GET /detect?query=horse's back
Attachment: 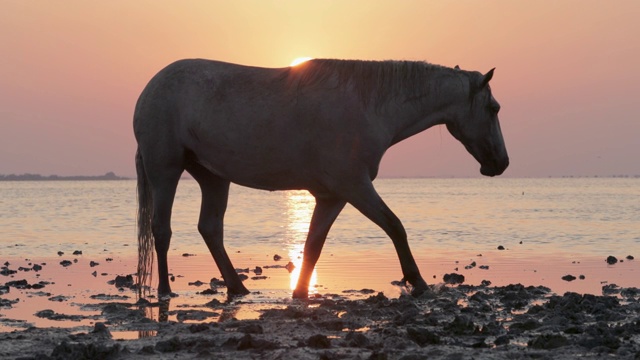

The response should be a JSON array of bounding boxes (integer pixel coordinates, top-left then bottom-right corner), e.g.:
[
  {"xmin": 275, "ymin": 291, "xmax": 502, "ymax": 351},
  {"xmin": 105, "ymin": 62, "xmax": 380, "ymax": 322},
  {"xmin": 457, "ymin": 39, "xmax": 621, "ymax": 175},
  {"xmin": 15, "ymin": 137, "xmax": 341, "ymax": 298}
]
[{"xmin": 133, "ymin": 59, "xmax": 378, "ymax": 192}]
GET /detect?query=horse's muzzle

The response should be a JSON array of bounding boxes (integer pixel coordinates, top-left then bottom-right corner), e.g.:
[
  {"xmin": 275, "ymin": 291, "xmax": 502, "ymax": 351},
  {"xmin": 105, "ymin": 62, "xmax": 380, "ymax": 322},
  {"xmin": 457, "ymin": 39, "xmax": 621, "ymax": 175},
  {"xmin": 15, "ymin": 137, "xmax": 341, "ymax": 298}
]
[{"xmin": 480, "ymin": 157, "xmax": 509, "ymax": 177}]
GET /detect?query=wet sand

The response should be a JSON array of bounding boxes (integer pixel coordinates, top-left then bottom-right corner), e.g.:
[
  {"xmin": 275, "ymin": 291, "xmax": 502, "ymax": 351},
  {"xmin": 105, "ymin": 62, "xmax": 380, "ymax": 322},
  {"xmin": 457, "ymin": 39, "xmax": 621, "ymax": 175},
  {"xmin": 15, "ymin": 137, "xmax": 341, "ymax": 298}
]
[{"xmin": 1, "ymin": 251, "xmax": 639, "ymax": 359}]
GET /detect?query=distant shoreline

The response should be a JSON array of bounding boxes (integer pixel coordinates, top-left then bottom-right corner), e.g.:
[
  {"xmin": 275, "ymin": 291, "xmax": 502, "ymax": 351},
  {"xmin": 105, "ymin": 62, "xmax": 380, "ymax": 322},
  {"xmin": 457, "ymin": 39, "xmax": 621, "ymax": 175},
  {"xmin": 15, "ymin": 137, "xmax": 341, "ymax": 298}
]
[{"xmin": 0, "ymin": 172, "xmax": 129, "ymax": 181}]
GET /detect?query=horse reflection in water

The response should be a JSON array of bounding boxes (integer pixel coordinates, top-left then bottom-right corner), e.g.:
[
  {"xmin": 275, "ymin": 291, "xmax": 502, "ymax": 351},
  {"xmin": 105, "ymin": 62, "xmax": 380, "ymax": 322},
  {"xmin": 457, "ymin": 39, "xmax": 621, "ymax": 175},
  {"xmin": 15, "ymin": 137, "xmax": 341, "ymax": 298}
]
[
  {"xmin": 139, "ymin": 298, "xmax": 240, "ymax": 327},
  {"xmin": 133, "ymin": 58, "xmax": 509, "ymax": 299}
]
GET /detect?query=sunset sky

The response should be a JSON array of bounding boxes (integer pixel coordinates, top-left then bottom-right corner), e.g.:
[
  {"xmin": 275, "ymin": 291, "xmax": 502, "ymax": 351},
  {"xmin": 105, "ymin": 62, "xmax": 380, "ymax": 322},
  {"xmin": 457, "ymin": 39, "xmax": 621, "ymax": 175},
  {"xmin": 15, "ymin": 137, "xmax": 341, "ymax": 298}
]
[{"xmin": 1, "ymin": 1, "xmax": 638, "ymax": 178}]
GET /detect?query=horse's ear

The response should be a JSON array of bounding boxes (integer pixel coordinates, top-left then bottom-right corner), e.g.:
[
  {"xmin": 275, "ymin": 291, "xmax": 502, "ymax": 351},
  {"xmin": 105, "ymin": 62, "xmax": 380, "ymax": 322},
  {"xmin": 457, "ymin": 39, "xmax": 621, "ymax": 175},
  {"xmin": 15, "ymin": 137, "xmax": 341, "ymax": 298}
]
[
  {"xmin": 480, "ymin": 68, "xmax": 495, "ymax": 88},
  {"xmin": 454, "ymin": 65, "xmax": 460, "ymax": 70}
]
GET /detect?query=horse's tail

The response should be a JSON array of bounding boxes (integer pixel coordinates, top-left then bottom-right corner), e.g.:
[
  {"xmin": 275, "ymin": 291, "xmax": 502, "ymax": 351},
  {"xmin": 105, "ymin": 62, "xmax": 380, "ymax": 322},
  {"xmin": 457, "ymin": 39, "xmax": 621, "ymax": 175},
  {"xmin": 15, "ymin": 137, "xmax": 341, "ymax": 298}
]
[{"xmin": 136, "ymin": 148, "xmax": 154, "ymax": 296}]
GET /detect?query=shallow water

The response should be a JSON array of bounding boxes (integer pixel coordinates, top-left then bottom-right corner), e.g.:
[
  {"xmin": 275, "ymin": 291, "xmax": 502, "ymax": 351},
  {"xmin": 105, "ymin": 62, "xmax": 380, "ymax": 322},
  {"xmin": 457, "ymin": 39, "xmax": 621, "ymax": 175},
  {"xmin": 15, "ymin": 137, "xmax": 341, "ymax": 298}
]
[{"xmin": 0, "ymin": 178, "xmax": 638, "ymax": 331}]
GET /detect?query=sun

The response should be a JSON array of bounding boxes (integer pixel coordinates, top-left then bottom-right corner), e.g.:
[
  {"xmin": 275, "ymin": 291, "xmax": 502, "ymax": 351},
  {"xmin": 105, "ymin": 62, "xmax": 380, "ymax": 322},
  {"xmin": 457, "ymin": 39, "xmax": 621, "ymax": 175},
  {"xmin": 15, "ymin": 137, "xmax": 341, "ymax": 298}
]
[{"xmin": 290, "ymin": 57, "xmax": 313, "ymax": 66}]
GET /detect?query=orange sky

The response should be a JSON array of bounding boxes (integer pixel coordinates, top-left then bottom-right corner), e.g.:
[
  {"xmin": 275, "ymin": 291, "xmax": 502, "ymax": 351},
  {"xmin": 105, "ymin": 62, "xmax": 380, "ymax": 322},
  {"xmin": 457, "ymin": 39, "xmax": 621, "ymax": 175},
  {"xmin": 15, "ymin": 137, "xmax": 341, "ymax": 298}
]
[{"xmin": 1, "ymin": 1, "xmax": 638, "ymax": 177}]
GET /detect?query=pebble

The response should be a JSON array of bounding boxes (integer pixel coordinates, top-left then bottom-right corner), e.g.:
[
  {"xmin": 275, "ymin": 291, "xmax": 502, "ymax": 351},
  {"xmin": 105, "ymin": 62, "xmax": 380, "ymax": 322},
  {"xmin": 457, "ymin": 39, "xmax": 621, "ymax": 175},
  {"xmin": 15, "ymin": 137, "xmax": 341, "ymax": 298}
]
[
  {"xmin": 606, "ymin": 256, "xmax": 618, "ymax": 265},
  {"xmin": 285, "ymin": 261, "xmax": 295, "ymax": 273}
]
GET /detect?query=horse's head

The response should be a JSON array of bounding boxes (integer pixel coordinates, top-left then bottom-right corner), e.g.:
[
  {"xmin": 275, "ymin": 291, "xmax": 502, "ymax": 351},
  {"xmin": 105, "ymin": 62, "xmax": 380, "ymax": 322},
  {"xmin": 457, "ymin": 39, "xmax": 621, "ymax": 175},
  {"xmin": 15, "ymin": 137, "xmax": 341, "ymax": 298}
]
[{"xmin": 445, "ymin": 68, "xmax": 509, "ymax": 176}]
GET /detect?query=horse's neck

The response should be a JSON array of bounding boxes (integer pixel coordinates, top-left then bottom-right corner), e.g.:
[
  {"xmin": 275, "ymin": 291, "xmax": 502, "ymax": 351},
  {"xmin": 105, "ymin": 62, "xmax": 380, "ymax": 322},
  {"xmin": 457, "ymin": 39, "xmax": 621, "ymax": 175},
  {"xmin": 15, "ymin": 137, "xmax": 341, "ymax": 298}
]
[
  {"xmin": 378, "ymin": 100, "xmax": 448, "ymax": 147},
  {"xmin": 381, "ymin": 76, "xmax": 467, "ymax": 146}
]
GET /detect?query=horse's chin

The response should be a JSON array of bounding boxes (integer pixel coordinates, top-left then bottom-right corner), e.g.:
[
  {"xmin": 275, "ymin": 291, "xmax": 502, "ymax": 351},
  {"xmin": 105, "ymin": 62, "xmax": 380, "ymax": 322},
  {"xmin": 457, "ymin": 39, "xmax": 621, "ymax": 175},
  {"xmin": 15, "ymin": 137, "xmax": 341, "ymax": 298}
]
[{"xmin": 480, "ymin": 163, "xmax": 508, "ymax": 177}]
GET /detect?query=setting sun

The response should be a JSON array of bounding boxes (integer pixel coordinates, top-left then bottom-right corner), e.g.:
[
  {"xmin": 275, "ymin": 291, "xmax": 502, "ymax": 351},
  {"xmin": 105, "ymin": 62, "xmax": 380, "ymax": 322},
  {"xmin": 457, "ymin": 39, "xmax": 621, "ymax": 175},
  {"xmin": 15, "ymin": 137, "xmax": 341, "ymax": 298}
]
[{"xmin": 290, "ymin": 57, "xmax": 313, "ymax": 66}]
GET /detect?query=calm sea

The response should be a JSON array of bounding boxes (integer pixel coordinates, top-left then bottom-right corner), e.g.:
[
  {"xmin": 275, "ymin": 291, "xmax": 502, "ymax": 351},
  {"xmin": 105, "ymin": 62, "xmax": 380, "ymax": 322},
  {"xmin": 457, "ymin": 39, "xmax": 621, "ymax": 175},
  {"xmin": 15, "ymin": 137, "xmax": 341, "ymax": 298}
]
[
  {"xmin": 0, "ymin": 178, "xmax": 638, "ymax": 330},
  {"xmin": 1, "ymin": 178, "xmax": 638, "ymax": 258}
]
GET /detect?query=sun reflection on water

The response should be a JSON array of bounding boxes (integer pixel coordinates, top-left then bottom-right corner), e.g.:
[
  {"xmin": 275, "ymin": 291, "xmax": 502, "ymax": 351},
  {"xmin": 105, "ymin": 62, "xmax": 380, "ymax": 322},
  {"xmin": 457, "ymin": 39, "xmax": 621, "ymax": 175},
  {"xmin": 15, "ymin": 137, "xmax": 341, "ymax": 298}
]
[{"xmin": 285, "ymin": 190, "xmax": 318, "ymax": 292}]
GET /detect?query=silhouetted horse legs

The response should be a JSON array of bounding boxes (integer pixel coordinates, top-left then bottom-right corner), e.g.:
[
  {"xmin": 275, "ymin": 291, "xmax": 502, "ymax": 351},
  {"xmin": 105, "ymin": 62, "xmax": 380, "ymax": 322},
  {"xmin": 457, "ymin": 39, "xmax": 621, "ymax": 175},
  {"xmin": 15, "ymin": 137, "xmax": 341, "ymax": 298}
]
[
  {"xmin": 344, "ymin": 181, "xmax": 428, "ymax": 296},
  {"xmin": 293, "ymin": 180, "xmax": 429, "ymax": 298},
  {"xmin": 187, "ymin": 162, "xmax": 250, "ymax": 296},
  {"xmin": 293, "ymin": 196, "xmax": 346, "ymax": 298}
]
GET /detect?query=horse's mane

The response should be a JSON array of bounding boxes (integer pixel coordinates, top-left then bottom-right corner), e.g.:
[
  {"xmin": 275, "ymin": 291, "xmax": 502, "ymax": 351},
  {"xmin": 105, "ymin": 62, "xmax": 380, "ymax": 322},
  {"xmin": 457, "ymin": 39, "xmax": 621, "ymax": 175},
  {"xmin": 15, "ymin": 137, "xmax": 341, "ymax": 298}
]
[{"xmin": 290, "ymin": 59, "xmax": 467, "ymax": 106}]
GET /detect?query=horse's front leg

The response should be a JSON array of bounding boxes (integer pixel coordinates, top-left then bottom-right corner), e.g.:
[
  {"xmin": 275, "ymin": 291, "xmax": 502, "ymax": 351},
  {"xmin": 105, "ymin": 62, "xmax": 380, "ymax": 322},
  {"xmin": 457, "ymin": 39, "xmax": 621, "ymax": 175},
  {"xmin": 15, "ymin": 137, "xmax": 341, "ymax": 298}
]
[
  {"xmin": 345, "ymin": 182, "xmax": 428, "ymax": 296},
  {"xmin": 293, "ymin": 196, "xmax": 346, "ymax": 299}
]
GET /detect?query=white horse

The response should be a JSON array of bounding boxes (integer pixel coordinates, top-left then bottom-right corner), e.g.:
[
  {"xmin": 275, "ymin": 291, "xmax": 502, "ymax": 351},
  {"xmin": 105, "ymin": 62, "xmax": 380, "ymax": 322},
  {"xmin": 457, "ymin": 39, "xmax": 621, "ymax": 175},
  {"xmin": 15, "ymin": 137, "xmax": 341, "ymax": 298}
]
[{"xmin": 134, "ymin": 59, "xmax": 508, "ymax": 299}]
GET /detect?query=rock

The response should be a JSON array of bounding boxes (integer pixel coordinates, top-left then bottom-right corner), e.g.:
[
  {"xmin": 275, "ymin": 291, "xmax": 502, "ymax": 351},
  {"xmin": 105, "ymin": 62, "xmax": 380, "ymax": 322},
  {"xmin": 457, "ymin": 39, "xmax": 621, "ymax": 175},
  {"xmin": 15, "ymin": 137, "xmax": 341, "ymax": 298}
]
[
  {"xmin": 561, "ymin": 274, "xmax": 576, "ymax": 282},
  {"xmin": 72, "ymin": 250, "xmax": 82, "ymax": 255},
  {"xmin": 238, "ymin": 323, "xmax": 263, "ymax": 334},
  {"xmin": 113, "ymin": 275, "xmax": 134, "ymax": 288},
  {"xmin": 528, "ymin": 334, "xmax": 568, "ymax": 349},
  {"xmin": 198, "ymin": 288, "xmax": 218, "ymax": 295},
  {"xmin": 237, "ymin": 333, "xmax": 279, "ymax": 350},
  {"xmin": 445, "ymin": 315, "xmax": 477, "ymax": 335},
  {"xmin": 626, "ymin": 255, "xmax": 634, "ymax": 260},
  {"xmin": 406, "ymin": 327, "xmax": 441, "ymax": 346},
  {"xmin": 345, "ymin": 331, "xmax": 370, "ymax": 347},
  {"xmin": 307, "ymin": 334, "xmax": 331, "ymax": 348},
  {"xmin": 92, "ymin": 322, "xmax": 112, "ymax": 337},
  {"xmin": 210, "ymin": 278, "xmax": 226, "ymax": 287},
  {"xmin": 156, "ymin": 336, "xmax": 183, "ymax": 352},
  {"xmin": 606, "ymin": 256, "xmax": 618, "ymax": 265},
  {"xmin": 0, "ymin": 267, "xmax": 17, "ymax": 276},
  {"xmin": 497, "ymin": 245, "xmax": 505, "ymax": 250},
  {"xmin": 51, "ymin": 341, "xmax": 122, "ymax": 359},
  {"xmin": 189, "ymin": 323, "xmax": 209, "ymax": 333},
  {"xmin": 6, "ymin": 279, "xmax": 29, "ymax": 289},
  {"xmin": 0, "ymin": 297, "xmax": 19, "ymax": 308},
  {"xmin": 253, "ymin": 266, "xmax": 263, "ymax": 275},
  {"xmin": 89, "ymin": 261, "xmax": 99, "ymax": 267},
  {"xmin": 494, "ymin": 335, "xmax": 510, "ymax": 346},
  {"xmin": 443, "ymin": 273, "xmax": 465, "ymax": 284},
  {"xmin": 60, "ymin": 260, "xmax": 72, "ymax": 267},
  {"xmin": 273, "ymin": 254, "xmax": 282, "ymax": 261}
]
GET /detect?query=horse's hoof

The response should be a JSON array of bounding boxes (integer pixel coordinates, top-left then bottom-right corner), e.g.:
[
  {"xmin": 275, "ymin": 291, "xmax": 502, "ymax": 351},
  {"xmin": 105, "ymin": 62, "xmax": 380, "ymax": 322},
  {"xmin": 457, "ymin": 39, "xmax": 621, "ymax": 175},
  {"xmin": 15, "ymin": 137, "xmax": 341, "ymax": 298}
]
[
  {"xmin": 227, "ymin": 287, "xmax": 250, "ymax": 297},
  {"xmin": 410, "ymin": 281, "xmax": 430, "ymax": 297},
  {"xmin": 410, "ymin": 287, "xmax": 427, "ymax": 297},
  {"xmin": 292, "ymin": 289, "xmax": 308, "ymax": 299}
]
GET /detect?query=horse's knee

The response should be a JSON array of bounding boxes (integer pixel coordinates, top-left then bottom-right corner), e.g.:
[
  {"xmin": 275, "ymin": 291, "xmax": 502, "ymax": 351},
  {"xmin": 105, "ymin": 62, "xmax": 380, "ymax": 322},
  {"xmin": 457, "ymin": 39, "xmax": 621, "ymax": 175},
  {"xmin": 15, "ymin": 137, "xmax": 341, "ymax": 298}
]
[
  {"xmin": 198, "ymin": 221, "xmax": 221, "ymax": 242},
  {"xmin": 152, "ymin": 224, "xmax": 172, "ymax": 253}
]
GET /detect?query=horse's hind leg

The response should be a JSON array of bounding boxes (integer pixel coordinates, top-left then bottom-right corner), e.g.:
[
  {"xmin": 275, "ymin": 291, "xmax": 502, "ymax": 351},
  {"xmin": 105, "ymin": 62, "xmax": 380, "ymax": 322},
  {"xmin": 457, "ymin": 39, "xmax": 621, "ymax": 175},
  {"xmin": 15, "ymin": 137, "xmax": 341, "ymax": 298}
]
[
  {"xmin": 187, "ymin": 163, "xmax": 250, "ymax": 296},
  {"xmin": 343, "ymin": 181, "xmax": 428, "ymax": 296},
  {"xmin": 293, "ymin": 196, "xmax": 346, "ymax": 299},
  {"xmin": 149, "ymin": 171, "xmax": 182, "ymax": 297}
]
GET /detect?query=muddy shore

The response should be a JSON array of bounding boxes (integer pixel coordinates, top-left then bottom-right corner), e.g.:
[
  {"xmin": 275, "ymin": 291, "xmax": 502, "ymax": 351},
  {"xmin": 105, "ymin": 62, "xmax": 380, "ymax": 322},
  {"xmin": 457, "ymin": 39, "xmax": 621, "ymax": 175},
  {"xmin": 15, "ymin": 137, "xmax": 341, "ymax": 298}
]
[{"xmin": 1, "ymin": 279, "xmax": 639, "ymax": 359}]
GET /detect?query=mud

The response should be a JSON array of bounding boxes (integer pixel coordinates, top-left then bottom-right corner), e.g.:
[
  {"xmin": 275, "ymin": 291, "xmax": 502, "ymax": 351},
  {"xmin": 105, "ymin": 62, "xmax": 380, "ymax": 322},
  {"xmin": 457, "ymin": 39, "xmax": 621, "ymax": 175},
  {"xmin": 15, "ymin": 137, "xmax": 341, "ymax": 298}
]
[{"xmin": 1, "ymin": 282, "xmax": 639, "ymax": 359}]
